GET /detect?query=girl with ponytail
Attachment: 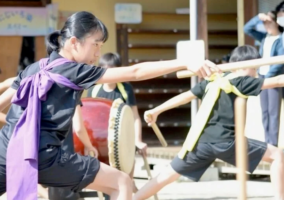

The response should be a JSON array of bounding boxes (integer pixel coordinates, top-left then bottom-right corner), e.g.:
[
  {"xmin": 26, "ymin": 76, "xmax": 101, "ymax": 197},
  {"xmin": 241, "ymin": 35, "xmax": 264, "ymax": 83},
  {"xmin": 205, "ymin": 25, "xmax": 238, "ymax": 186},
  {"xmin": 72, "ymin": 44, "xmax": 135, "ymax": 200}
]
[{"xmin": 0, "ymin": 11, "xmax": 219, "ymax": 200}]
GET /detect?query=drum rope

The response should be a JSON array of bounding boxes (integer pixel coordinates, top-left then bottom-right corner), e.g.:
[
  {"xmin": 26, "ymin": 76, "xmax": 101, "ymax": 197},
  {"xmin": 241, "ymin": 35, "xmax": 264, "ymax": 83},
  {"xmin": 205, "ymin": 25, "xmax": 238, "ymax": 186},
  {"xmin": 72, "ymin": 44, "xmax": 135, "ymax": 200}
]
[{"xmin": 113, "ymin": 102, "xmax": 125, "ymax": 170}]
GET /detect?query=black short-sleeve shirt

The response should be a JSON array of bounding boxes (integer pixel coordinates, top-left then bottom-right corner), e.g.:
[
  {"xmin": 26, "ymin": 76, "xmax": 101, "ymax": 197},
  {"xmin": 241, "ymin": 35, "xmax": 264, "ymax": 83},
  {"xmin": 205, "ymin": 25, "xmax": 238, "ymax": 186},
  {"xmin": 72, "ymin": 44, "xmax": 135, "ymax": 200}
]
[
  {"xmin": 0, "ymin": 52, "xmax": 106, "ymax": 164},
  {"xmin": 61, "ymin": 100, "xmax": 83, "ymax": 153},
  {"xmin": 191, "ymin": 73, "xmax": 264, "ymax": 143},
  {"xmin": 87, "ymin": 82, "xmax": 137, "ymax": 106}
]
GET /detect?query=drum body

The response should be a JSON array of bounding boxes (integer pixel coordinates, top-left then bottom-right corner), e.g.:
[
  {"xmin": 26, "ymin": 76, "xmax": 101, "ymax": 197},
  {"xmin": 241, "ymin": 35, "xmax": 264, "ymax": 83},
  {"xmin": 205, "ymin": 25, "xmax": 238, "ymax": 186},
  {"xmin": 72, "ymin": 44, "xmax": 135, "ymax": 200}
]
[{"xmin": 73, "ymin": 98, "xmax": 135, "ymax": 174}]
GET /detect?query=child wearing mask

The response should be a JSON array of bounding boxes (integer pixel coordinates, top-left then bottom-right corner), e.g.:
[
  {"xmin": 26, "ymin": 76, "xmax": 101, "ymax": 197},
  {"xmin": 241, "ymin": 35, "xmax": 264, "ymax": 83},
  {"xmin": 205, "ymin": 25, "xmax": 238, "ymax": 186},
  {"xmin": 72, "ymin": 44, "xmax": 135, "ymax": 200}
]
[{"xmin": 244, "ymin": 11, "xmax": 284, "ymax": 147}]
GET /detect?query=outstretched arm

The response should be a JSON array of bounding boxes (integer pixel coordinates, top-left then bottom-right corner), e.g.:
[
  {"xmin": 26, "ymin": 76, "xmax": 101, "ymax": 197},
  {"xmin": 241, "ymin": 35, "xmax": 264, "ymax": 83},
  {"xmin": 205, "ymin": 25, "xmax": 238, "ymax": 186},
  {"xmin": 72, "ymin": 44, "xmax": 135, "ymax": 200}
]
[
  {"xmin": 261, "ymin": 74, "xmax": 284, "ymax": 90},
  {"xmin": 97, "ymin": 60, "xmax": 220, "ymax": 84},
  {"xmin": 144, "ymin": 91, "xmax": 197, "ymax": 125}
]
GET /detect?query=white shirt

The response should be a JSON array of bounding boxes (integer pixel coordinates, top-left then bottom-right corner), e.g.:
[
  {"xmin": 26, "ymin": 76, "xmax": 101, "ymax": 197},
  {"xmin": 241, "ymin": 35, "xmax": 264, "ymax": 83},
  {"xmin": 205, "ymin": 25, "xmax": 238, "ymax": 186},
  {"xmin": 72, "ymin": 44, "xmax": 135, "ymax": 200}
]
[{"xmin": 259, "ymin": 35, "xmax": 280, "ymax": 75}]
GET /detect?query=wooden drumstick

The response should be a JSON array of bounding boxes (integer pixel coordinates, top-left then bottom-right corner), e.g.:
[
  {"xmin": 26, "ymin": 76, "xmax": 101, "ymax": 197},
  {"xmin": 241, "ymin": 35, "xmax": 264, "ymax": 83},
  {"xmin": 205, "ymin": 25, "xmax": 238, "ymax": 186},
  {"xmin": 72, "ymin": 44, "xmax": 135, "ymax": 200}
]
[
  {"xmin": 146, "ymin": 114, "xmax": 168, "ymax": 147},
  {"xmin": 142, "ymin": 154, "xmax": 159, "ymax": 200},
  {"xmin": 89, "ymin": 151, "xmax": 104, "ymax": 200},
  {"xmin": 234, "ymin": 97, "xmax": 248, "ymax": 200},
  {"xmin": 176, "ymin": 55, "xmax": 284, "ymax": 79},
  {"xmin": 151, "ymin": 123, "xmax": 168, "ymax": 147}
]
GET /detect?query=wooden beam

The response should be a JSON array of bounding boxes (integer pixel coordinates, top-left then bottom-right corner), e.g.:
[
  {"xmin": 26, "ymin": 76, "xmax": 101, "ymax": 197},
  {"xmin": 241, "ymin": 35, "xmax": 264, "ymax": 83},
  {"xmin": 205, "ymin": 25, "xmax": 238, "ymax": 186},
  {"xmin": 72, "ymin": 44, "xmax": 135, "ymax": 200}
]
[
  {"xmin": 197, "ymin": 0, "xmax": 208, "ymax": 59},
  {"xmin": 244, "ymin": 0, "xmax": 258, "ymax": 46},
  {"xmin": 0, "ymin": 1, "xmax": 45, "ymax": 7}
]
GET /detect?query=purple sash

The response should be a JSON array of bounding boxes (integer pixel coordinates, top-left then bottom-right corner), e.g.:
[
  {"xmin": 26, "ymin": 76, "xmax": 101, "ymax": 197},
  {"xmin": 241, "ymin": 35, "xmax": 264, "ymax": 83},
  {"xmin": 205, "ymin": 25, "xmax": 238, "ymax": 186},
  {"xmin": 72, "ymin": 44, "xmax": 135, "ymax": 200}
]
[{"xmin": 6, "ymin": 58, "xmax": 82, "ymax": 200}]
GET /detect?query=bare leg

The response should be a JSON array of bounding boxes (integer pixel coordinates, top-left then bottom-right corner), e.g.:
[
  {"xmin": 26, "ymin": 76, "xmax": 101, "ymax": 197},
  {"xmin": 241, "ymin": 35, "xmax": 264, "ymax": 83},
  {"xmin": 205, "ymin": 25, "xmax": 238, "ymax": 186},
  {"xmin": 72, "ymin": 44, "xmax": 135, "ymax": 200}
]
[
  {"xmin": 133, "ymin": 164, "xmax": 180, "ymax": 200},
  {"xmin": 86, "ymin": 162, "xmax": 132, "ymax": 200},
  {"xmin": 129, "ymin": 161, "xmax": 138, "ymax": 193},
  {"xmin": 37, "ymin": 184, "xmax": 49, "ymax": 199},
  {"xmin": 262, "ymin": 144, "xmax": 284, "ymax": 200}
]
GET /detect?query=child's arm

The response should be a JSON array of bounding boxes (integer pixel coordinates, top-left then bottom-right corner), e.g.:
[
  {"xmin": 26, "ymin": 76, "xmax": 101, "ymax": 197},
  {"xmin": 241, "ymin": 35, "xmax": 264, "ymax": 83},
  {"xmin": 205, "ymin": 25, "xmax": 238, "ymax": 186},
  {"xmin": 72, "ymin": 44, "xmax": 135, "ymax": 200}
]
[
  {"xmin": 0, "ymin": 77, "xmax": 16, "ymax": 124},
  {"xmin": 0, "ymin": 77, "xmax": 16, "ymax": 94},
  {"xmin": 0, "ymin": 88, "xmax": 15, "ymax": 113},
  {"xmin": 243, "ymin": 14, "xmax": 267, "ymax": 42},
  {"xmin": 97, "ymin": 60, "xmax": 220, "ymax": 84},
  {"xmin": 144, "ymin": 91, "xmax": 197, "ymax": 125},
  {"xmin": 261, "ymin": 74, "xmax": 284, "ymax": 90},
  {"xmin": 265, "ymin": 42, "xmax": 284, "ymax": 78},
  {"xmin": 131, "ymin": 105, "xmax": 147, "ymax": 155},
  {"xmin": 72, "ymin": 105, "xmax": 99, "ymax": 157},
  {"xmin": 0, "ymin": 112, "xmax": 6, "ymax": 123}
]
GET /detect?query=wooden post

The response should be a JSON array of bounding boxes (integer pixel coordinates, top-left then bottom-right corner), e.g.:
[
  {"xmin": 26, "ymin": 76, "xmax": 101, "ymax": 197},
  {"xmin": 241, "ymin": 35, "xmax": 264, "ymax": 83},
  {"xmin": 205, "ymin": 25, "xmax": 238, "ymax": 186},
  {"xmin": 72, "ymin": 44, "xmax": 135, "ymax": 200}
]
[
  {"xmin": 234, "ymin": 97, "xmax": 248, "ymax": 200},
  {"xmin": 0, "ymin": 36, "xmax": 22, "ymax": 82},
  {"xmin": 197, "ymin": 0, "xmax": 207, "ymax": 106},
  {"xmin": 116, "ymin": 24, "xmax": 123, "ymax": 63},
  {"xmin": 197, "ymin": 0, "xmax": 208, "ymax": 59},
  {"xmin": 190, "ymin": 0, "xmax": 208, "ymax": 112},
  {"xmin": 116, "ymin": 24, "xmax": 129, "ymax": 66},
  {"xmin": 35, "ymin": 36, "xmax": 47, "ymax": 61},
  {"xmin": 237, "ymin": 0, "xmax": 245, "ymax": 46},
  {"xmin": 0, "ymin": 36, "xmax": 22, "ymax": 128},
  {"xmin": 244, "ymin": 0, "xmax": 258, "ymax": 46}
]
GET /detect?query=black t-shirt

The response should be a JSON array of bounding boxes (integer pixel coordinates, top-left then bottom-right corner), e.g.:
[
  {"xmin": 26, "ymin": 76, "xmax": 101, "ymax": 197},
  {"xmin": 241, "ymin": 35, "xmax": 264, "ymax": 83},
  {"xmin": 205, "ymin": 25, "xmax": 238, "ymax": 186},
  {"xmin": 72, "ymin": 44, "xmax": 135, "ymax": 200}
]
[
  {"xmin": 61, "ymin": 100, "xmax": 83, "ymax": 153},
  {"xmin": 0, "ymin": 52, "xmax": 106, "ymax": 164},
  {"xmin": 87, "ymin": 82, "xmax": 137, "ymax": 106},
  {"xmin": 191, "ymin": 73, "xmax": 264, "ymax": 143}
]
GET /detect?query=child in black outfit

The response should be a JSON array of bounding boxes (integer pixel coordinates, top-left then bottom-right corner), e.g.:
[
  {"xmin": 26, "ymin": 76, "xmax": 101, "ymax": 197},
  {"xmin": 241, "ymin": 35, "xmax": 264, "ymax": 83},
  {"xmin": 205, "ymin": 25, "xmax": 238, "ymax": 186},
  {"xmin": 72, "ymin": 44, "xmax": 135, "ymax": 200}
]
[
  {"xmin": 0, "ymin": 11, "xmax": 219, "ymax": 200},
  {"xmin": 134, "ymin": 45, "xmax": 284, "ymax": 200}
]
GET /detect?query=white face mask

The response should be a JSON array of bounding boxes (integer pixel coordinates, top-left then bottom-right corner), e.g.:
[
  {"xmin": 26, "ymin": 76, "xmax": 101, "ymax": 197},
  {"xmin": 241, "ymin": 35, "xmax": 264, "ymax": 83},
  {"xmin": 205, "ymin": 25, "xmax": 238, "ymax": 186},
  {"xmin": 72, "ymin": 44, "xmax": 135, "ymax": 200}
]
[{"xmin": 277, "ymin": 16, "xmax": 284, "ymax": 27}]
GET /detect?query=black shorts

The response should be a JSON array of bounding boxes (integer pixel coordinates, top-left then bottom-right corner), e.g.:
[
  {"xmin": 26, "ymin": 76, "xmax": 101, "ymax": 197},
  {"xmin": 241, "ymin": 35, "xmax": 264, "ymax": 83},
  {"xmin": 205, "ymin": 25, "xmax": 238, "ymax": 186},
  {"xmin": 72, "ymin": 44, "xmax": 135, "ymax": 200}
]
[
  {"xmin": 170, "ymin": 138, "xmax": 267, "ymax": 181},
  {"xmin": 48, "ymin": 132, "xmax": 85, "ymax": 200},
  {"xmin": 0, "ymin": 146, "xmax": 100, "ymax": 196}
]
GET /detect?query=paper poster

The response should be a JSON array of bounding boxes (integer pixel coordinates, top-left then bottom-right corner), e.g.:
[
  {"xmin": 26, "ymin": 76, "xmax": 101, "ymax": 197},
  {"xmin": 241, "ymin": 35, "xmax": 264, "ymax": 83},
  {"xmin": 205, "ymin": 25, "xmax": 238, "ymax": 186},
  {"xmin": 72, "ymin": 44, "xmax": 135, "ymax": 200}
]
[
  {"xmin": 115, "ymin": 3, "xmax": 142, "ymax": 24},
  {"xmin": 0, "ymin": 5, "xmax": 58, "ymax": 36}
]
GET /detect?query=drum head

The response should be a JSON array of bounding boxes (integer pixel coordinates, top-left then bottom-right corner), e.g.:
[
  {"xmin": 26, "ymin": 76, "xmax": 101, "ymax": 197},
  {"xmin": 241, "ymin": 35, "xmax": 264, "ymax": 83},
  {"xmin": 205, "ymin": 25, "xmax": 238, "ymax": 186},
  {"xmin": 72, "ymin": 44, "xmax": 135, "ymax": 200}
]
[{"xmin": 108, "ymin": 98, "xmax": 135, "ymax": 174}]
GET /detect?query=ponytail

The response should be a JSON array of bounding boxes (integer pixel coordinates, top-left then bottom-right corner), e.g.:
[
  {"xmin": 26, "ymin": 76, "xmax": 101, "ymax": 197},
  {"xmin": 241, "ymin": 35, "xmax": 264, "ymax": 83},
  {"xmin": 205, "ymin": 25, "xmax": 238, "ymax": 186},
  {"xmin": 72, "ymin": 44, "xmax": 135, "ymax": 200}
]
[{"xmin": 46, "ymin": 30, "xmax": 61, "ymax": 55}]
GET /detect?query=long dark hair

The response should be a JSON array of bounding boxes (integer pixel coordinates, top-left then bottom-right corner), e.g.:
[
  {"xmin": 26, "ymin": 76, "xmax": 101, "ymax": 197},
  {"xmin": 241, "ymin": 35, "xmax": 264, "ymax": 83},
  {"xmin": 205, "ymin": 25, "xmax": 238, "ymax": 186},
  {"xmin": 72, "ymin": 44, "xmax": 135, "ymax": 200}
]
[{"xmin": 46, "ymin": 11, "xmax": 108, "ymax": 55}]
